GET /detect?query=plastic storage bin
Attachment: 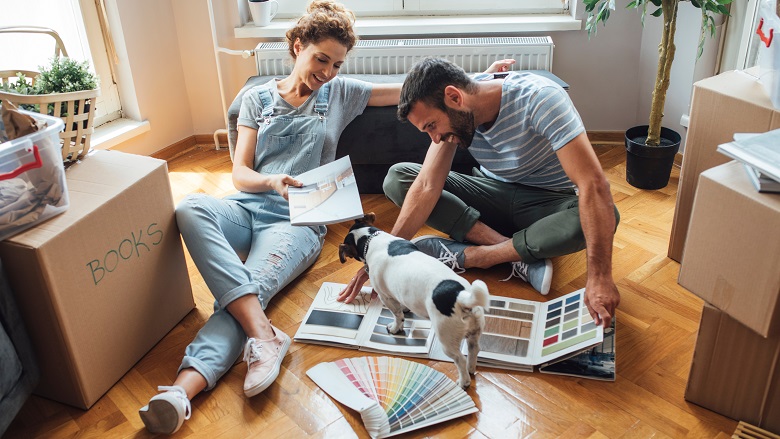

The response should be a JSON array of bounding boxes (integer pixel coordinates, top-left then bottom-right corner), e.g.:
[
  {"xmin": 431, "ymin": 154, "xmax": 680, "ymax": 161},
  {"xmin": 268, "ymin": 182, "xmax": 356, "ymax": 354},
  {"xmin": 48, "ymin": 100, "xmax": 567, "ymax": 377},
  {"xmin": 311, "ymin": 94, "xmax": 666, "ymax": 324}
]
[{"xmin": 0, "ymin": 110, "xmax": 68, "ymax": 241}]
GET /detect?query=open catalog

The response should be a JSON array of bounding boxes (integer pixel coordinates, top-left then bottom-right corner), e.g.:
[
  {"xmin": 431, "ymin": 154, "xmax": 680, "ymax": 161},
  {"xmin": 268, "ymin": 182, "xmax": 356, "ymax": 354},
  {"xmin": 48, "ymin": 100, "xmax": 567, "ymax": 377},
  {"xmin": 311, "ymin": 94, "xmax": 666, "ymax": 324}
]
[
  {"xmin": 288, "ymin": 156, "xmax": 363, "ymax": 226},
  {"xmin": 294, "ymin": 282, "xmax": 605, "ymax": 373}
]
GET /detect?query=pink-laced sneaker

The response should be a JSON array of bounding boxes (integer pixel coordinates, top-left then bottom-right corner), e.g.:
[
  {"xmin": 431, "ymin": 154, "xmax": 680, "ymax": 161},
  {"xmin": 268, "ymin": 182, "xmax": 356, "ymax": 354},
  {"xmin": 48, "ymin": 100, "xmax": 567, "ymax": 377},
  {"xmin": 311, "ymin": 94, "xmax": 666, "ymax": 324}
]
[{"xmin": 243, "ymin": 325, "xmax": 291, "ymax": 397}]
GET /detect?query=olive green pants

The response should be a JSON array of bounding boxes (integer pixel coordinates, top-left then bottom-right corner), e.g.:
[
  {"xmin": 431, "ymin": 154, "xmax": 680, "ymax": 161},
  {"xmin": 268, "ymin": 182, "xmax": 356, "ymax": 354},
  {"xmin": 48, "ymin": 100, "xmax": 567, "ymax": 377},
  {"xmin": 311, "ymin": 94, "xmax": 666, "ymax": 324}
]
[{"xmin": 382, "ymin": 163, "xmax": 619, "ymax": 264}]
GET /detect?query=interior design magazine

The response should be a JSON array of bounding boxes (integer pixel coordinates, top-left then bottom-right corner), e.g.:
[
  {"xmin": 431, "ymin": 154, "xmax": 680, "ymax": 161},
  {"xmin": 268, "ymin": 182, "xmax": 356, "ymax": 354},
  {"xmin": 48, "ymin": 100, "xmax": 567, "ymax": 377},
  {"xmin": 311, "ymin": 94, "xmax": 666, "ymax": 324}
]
[
  {"xmin": 717, "ymin": 130, "xmax": 780, "ymax": 185},
  {"xmin": 288, "ymin": 155, "xmax": 363, "ymax": 226},
  {"xmin": 539, "ymin": 316, "xmax": 616, "ymax": 381},
  {"xmin": 294, "ymin": 282, "xmax": 604, "ymax": 372}
]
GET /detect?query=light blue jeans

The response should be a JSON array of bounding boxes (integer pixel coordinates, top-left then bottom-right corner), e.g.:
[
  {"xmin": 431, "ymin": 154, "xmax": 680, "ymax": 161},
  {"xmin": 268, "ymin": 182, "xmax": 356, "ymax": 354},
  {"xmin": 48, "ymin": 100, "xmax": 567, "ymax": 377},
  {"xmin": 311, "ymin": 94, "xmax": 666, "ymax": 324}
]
[{"xmin": 175, "ymin": 193, "xmax": 324, "ymax": 390}]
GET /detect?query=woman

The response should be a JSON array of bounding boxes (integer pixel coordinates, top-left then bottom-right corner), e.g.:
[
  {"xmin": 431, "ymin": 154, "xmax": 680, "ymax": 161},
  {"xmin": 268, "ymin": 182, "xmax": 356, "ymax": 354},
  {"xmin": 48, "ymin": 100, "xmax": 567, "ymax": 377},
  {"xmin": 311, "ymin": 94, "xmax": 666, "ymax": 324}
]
[
  {"xmin": 138, "ymin": 2, "xmax": 398, "ymax": 434},
  {"xmin": 138, "ymin": 1, "xmax": 512, "ymax": 433}
]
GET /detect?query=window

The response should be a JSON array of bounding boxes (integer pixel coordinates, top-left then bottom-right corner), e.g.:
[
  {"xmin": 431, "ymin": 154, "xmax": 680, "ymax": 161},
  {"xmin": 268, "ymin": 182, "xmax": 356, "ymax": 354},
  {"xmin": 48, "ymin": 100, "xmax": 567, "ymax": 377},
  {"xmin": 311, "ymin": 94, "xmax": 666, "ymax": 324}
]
[
  {"xmin": 0, "ymin": 0, "xmax": 121, "ymax": 127},
  {"xmin": 275, "ymin": 0, "xmax": 567, "ymax": 18}
]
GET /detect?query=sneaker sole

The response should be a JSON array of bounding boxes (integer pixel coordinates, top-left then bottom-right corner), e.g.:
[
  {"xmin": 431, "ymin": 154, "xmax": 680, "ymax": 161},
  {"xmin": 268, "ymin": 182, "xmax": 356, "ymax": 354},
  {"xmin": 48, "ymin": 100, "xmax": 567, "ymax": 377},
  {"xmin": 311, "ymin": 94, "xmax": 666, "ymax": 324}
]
[
  {"xmin": 244, "ymin": 334, "xmax": 291, "ymax": 397},
  {"xmin": 538, "ymin": 259, "xmax": 553, "ymax": 296},
  {"xmin": 139, "ymin": 400, "xmax": 180, "ymax": 435}
]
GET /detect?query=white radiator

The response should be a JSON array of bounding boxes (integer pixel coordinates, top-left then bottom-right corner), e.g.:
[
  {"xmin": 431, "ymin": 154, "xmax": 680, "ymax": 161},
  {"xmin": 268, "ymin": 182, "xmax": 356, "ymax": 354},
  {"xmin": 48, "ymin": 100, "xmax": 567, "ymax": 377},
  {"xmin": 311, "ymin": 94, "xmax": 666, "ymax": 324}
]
[{"xmin": 254, "ymin": 36, "xmax": 554, "ymax": 75}]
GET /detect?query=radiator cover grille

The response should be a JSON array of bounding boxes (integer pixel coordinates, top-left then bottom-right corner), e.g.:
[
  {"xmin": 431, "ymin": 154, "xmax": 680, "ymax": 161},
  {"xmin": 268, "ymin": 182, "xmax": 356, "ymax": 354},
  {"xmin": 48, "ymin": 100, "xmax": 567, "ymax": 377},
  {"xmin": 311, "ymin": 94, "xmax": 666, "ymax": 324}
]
[{"xmin": 255, "ymin": 36, "xmax": 554, "ymax": 75}]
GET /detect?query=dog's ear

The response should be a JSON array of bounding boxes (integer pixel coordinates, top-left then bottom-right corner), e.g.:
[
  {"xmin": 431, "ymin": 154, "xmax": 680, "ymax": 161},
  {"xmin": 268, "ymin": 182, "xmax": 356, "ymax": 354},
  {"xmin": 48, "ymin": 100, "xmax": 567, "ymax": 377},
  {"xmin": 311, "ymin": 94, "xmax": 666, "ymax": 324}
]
[
  {"xmin": 362, "ymin": 212, "xmax": 376, "ymax": 225},
  {"xmin": 339, "ymin": 243, "xmax": 357, "ymax": 263}
]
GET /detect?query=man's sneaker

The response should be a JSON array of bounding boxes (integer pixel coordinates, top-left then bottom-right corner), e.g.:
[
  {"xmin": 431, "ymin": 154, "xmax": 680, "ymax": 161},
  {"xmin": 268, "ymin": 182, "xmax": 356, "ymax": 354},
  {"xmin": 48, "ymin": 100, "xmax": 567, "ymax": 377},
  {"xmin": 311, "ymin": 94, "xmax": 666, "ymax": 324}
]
[
  {"xmin": 243, "ymin": 325, "xmax": 291, "ymax": 397},
  {"xmin": 139, "ymin": 385, "xmax": 192, "ymax": 434},
  {"xmin": 411, "ymin": 235, "xmax": 473, "ymax": 273},
  {"xmin": 502, "ymin": 259, "xmax": 553, "ymax": 296}
]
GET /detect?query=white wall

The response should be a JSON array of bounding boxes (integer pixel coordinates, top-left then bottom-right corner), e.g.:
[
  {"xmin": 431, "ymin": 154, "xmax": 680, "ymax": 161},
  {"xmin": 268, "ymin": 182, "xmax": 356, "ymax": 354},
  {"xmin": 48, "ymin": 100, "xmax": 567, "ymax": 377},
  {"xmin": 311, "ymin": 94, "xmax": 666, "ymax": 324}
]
[{"xmin": 108, "ymin": 0, "xmax": 719, "ymax": 155}]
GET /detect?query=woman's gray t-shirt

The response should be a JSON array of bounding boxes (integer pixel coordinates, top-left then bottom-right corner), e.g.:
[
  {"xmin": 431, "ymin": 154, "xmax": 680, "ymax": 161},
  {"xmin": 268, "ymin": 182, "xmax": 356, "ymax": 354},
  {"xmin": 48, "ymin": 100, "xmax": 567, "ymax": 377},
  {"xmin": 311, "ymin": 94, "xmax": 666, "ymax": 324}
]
[{"xmin": 237, "ymin": 76, "xmax": 373, "ymax": 166}]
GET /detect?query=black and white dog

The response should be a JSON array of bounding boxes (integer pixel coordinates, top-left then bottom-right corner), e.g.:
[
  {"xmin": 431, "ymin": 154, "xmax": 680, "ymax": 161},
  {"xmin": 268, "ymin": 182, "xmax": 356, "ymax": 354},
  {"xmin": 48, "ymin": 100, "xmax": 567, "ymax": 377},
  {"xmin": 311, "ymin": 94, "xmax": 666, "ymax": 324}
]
[{"xmin": 339, "ymin": 213, "xmax": 489, "ymax": 388}]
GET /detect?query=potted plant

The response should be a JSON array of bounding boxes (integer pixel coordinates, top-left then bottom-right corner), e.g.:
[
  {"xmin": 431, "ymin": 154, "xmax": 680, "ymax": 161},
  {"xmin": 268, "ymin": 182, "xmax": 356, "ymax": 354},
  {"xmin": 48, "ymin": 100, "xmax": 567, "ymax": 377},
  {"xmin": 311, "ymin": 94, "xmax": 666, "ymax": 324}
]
[
  {"xmin": 584, "ymin": 0, "xmax": 732, "ymax": 189},
  {"xmin": 1, "ymin": 56, "xmax": 100, "ymax": 161}
]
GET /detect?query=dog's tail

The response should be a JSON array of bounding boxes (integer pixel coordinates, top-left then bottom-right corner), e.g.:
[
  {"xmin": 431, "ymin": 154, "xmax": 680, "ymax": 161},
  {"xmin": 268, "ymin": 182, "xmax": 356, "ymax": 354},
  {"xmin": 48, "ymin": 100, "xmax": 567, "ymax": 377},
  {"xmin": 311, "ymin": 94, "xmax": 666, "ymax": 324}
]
[{"xmin": 457, "ymin": 279, "xmax": 490, "ymax": 311}]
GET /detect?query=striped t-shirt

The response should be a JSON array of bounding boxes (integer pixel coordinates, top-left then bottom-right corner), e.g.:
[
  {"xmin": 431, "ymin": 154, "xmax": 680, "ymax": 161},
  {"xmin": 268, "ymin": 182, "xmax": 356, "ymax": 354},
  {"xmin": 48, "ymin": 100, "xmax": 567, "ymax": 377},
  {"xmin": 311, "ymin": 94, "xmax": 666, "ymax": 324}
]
[{"xmin": 468, "ymin": 72, "xmax": 584, "ymax": 191}]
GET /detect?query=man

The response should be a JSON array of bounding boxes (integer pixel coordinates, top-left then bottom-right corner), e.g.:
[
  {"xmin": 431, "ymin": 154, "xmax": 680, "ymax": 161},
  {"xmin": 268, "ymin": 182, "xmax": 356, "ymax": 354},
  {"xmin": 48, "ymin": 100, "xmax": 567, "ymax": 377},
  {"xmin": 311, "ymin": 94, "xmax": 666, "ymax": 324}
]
[{"xmin": 339, "ymin": 58, "xmax": 620, "ymax": 328}]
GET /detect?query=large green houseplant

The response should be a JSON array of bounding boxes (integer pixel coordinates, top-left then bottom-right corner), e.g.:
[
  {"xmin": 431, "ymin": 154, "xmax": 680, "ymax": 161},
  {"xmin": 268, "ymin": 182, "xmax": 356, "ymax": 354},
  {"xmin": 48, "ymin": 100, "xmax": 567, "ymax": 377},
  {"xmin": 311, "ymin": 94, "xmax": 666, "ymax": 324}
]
[{"xmin": 584, "ymin": 0, "xmax": 732, "ymax": 189}]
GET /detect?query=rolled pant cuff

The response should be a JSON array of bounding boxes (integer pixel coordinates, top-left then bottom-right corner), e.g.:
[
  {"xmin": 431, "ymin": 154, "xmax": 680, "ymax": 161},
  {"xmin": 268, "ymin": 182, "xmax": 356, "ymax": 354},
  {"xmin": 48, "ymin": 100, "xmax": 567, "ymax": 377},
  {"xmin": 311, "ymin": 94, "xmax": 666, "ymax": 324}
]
[
  {"xmin": 449, "ymin": 206, "xmax": 480, "ymax": 242},
  {"xmin": 512, "ymin": 230, "xmax": 540, "ymax": 264},
  {"xmin": 179, "ymin": 356, "xmax": 219, "ymax": 391},
  {"xmin": 217, "ymin": 283, "xmax": 260, "ymax": 310}
]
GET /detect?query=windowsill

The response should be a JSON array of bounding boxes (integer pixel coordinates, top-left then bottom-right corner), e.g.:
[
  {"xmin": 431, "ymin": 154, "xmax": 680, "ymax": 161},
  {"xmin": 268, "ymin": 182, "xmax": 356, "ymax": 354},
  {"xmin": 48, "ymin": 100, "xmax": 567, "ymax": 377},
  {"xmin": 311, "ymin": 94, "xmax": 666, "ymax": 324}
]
[
  {"xmin": 91, "ymin": 118, "xmax": 151, "ymax": 150},
  {"xmin": 235, "ymin": 14, "xmax": 581, "ymax": 39}
]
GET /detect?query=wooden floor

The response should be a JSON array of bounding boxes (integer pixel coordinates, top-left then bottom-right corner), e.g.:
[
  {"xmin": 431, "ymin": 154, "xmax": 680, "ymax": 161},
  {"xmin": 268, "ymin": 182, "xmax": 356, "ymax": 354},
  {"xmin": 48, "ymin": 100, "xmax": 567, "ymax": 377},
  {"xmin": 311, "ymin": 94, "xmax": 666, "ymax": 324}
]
[{"xmin": 6, "ymin": 144, "xmax": 739, "ymax": 438}]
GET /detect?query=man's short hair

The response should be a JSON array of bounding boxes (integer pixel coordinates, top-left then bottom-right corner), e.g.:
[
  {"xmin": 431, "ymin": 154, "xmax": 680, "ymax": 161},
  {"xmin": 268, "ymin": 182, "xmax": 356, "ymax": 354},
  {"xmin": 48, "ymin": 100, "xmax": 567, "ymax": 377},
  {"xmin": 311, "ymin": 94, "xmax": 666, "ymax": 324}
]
[{"xmin": 397, "ymin": 58, "xmax": 476, "ymax": 122}]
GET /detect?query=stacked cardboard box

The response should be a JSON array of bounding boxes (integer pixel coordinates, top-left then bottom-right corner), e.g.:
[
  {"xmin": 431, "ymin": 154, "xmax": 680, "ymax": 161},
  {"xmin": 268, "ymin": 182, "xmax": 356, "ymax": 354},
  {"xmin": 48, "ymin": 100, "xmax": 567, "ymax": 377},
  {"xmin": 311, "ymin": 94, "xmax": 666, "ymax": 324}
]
[
  {"xmin": 668, "ymin": 69, "xmax": 780, "ymax": 262},
  {"xmin": 679, "ymin": 161, "xmax": 780, "ymax": 433},
  {"xmin": 0, "ymin": 151, "xmax": 194, "ymax": 409}
]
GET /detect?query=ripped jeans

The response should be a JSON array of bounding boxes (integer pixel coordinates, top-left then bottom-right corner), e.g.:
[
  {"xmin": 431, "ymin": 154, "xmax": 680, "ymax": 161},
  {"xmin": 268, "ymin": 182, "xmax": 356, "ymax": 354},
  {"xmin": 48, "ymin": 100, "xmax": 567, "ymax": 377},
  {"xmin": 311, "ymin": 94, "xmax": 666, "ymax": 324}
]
[{"xmin": 175, "ymin": 193, "xmax": 324, "ymax": 390}]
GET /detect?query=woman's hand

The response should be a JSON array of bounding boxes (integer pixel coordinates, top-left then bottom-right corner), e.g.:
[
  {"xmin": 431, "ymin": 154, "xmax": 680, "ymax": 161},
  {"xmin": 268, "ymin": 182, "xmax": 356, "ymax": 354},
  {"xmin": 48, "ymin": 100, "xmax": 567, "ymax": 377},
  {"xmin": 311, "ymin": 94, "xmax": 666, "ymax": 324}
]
[
  {"xmin": 484, "ymin": 59, "xmax": 516, "ymax": 73},
  {"xmin": 269, "ymin": 174, "xmax": 303, "ymax": 200}
]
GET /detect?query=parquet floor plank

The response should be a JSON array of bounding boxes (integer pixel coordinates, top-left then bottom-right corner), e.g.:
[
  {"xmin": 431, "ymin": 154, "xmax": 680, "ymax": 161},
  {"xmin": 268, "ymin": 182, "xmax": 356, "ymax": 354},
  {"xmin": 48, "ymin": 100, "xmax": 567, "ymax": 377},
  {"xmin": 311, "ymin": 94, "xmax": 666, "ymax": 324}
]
[{"xmin": 3, "ymin": 145, "xmax": 739, "ymax": 439}]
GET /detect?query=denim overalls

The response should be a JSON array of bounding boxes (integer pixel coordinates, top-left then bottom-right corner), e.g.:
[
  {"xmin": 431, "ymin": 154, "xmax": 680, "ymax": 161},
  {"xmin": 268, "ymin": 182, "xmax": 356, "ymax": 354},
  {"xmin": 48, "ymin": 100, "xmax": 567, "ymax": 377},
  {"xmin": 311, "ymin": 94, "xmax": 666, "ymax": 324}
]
[{"xmin": 174, "ymin": 84, "xmax": 330, "ymax": 389}]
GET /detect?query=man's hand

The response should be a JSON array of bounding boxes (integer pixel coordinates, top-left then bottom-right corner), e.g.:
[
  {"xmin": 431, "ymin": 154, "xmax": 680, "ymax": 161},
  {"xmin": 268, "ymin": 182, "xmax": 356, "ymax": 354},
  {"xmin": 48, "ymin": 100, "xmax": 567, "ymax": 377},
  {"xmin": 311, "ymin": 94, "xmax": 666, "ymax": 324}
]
[
  {"xmin": 269, "ymin": 174, "xmax": 302, "ymax": 200},
  {"xmin": 584, "ymin": 279, "xmax": 620, "ymax": 328},
  {"xmin": 338, "ymin": 267, "xmax": 369, "ymax": 303}
]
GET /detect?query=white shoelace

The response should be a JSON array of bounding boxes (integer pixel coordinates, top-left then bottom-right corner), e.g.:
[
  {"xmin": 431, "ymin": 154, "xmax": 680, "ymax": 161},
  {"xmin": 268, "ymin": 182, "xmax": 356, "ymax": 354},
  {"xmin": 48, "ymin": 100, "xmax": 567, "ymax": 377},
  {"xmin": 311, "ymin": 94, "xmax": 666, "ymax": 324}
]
[
  {"xmin": 157, "ymin": 386, "xmax": 192, "ymax": 420},
  {"xmin": 243, "ymin": 338, "xmax": 263, "ymax": 365},
  {"xmin": 436, "ymin": 241, "xmax": 465, "ymax": 274},
  {"xmin": 501, "ymin": 261, "xmax": 529, "ymax": 282}
]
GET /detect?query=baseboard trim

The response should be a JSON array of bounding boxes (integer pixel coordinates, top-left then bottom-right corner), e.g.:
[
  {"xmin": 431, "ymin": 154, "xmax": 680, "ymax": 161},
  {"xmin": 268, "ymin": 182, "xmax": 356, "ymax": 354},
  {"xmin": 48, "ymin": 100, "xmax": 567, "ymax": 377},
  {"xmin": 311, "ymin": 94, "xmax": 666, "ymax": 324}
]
[
  {"xmin": 587, "ymin": 131, "xmax": 624, "ymax": 145},
  {"xmin": 152, "ymin": 132, "xmax": 230, "ymax": 162},
  {"xmin": 674, "ymin": 152, "xmax": 683, "ymax": 168}
]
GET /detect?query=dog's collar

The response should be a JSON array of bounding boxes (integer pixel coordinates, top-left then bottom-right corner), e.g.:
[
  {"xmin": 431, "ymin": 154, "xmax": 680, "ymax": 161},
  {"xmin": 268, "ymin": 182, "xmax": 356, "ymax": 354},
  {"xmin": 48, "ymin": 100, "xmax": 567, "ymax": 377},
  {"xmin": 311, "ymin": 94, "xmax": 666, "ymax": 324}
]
[{"xmin": 362, "ymin": 230, "xmax": 381, "ymax": 274}]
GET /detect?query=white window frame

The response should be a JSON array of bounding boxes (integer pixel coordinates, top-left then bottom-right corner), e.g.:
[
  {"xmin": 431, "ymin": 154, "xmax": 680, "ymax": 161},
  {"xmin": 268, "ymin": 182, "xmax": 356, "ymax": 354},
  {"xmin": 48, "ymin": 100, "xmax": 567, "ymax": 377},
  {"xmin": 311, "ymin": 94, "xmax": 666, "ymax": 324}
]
[
  {"xmin": 0, "ymin": 0, "xmax": 122, "ymax": 127},
  {"xmin": 275, "ymin": 0, "xmax": 567, "ymax": 18}
]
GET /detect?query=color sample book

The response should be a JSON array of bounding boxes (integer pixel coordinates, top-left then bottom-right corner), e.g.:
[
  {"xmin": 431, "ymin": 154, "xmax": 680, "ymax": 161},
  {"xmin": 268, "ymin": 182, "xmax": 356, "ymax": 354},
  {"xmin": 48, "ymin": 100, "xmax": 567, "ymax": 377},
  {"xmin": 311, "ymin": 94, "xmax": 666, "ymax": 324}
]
[
  {"xmin": 307, "ymin": 356, "xmax": 477, "ymax": 438},
  {"xmin": 296, "ymin": 283, "xmax": 604, "ymax": 373},
  {"xmin": 467, "ymin": 288, "xmax": 604, "ymax": 369}
]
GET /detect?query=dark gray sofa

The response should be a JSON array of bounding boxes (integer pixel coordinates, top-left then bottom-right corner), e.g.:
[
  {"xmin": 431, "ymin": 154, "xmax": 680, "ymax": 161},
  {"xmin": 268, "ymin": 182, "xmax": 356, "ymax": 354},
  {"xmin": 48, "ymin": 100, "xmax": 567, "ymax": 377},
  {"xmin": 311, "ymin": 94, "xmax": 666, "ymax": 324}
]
[
  {"xmin": 226, "ymin": 73, "xmax": 478, "ymax": 194},
  {"xmin": 226, "ymin": 71, "xmax": 568, "ymax": 194}
]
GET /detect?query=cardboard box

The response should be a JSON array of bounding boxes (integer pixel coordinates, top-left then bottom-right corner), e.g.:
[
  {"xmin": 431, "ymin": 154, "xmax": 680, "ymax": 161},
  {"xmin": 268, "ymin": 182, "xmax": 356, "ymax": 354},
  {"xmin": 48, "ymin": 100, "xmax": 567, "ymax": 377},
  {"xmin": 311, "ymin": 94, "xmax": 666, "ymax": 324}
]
[
  {"xmin": 678, "ymin": 161, "xmax": 780, "ymax": 337},
  {"xmin": 685, "ymin": 303, "xmax": 780, "ymax": 434},
  {"xmin": 668, "ymin": 69, "xmax": 780, "ymax": 262},
  {"xmin": 0, "ymin": 151, "xmax": 194, "ymax": 409}
]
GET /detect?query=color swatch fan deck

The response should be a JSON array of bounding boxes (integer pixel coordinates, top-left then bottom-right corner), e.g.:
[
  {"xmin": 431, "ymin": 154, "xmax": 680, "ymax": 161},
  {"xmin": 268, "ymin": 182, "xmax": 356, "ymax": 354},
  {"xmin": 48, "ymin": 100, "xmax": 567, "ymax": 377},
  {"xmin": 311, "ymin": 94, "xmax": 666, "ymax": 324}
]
[{"xmin": 306, "ymin": 356, "xmax": 477, "ymax": 438}]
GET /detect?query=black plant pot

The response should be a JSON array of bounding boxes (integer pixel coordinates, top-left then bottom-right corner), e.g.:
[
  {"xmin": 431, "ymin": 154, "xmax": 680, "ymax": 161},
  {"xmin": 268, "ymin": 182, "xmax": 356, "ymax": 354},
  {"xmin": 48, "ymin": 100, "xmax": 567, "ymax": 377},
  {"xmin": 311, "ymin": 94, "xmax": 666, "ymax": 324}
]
[{"xmin": 624, "ymin": 125, "xmax": 681, "ymax": 190}]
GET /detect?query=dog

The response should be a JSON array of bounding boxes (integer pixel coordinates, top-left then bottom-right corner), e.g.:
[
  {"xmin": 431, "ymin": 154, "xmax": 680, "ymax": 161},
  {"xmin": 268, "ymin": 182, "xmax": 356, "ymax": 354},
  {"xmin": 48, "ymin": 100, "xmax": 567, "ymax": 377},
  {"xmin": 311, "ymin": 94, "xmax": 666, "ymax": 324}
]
[{"xmin": 338, "ymin": 213, "xmax": 489, "ymax": 388}]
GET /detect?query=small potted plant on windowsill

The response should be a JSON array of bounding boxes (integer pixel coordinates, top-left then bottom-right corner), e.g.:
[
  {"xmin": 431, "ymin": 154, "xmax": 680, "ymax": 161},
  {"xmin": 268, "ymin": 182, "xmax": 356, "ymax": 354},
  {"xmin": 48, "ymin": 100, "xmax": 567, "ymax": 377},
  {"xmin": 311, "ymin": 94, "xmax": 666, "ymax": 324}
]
[
  {"xmin": 584, "ymin": 0, "xmax": 732, "ymax": 189},
  {"xmin": 0, "ymin": 56, "xmax": 100, "ymax": 161}
]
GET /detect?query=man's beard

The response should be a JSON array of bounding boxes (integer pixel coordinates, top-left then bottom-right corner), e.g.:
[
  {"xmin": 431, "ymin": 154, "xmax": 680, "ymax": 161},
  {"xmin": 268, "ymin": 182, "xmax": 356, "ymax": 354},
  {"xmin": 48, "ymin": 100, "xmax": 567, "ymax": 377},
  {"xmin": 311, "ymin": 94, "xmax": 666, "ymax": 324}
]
[{"xmin": 444, "ymin": 107, "xmax": 476, "ymax": 149}]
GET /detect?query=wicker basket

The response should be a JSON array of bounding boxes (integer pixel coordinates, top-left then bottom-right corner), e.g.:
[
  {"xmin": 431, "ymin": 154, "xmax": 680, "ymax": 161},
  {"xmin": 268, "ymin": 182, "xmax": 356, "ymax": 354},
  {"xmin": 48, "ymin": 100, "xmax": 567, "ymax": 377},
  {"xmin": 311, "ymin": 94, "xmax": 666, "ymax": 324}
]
[
  {"xmin": 0, "ymin": 86, "xmax": 100, "ymax": 162},
  {"xmin": 0, "ymin": 26, "xmax": 100, "ymax": 162}
]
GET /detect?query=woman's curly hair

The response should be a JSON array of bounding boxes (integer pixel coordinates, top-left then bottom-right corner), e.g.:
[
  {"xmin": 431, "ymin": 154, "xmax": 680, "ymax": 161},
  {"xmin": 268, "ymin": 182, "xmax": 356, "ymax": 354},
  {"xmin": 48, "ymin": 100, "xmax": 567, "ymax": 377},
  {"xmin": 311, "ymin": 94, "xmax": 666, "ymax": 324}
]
[{"xmin": 286, "ymin": 1, "xmax": 357, "ymax": 59}]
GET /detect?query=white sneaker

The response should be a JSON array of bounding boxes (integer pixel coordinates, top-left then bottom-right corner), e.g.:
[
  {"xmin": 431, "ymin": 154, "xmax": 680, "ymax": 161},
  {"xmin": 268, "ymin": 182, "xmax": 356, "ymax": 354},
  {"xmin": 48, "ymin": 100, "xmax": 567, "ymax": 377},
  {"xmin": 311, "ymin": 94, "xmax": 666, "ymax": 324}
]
[
  {"xmin": 139, "ymin": 385, "xmax": 192, "ymax": 434},
  {"xmin": 502, "ymin": 259, "xmax": 553, "ymax": 296}
]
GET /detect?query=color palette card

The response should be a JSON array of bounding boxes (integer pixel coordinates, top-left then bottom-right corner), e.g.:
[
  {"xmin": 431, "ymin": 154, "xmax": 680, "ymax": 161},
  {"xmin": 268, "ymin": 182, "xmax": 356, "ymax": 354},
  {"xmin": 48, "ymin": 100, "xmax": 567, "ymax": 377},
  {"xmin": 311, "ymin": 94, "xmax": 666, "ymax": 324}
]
[
  {"xmin": 472, "ymin": 288, "xmax": 604, "ymax": 368},
  {"xmin": 307, "ymin": 356, "xmax": 477, "ymax": 438}
]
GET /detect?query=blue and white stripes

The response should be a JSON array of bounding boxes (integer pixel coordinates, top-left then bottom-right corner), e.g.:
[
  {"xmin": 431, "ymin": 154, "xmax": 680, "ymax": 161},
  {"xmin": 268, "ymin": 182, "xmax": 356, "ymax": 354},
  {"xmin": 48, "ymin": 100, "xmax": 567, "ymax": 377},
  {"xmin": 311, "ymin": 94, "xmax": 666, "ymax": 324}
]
[{"xmin": 469, "ymin": 72, "xmax": 584, "ymax": 191}]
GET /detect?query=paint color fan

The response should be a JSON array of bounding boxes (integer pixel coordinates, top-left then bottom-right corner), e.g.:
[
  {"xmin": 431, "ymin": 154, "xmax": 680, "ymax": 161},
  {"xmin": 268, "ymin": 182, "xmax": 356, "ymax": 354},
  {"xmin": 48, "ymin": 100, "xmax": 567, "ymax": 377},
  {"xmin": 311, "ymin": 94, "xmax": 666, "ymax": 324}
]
[{"xmin": 307, "ymin": 356, "xmax": 477, "ymax": 438}]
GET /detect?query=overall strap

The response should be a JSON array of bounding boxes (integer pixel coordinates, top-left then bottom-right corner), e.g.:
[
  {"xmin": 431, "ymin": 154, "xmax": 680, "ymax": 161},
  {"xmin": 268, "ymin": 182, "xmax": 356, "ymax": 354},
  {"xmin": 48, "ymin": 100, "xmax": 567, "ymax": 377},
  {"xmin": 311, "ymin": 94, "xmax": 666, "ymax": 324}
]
[
  {"xmin": 313, "ymin": 82, "xmax": 330, "ymax": 117},
  {"xmin": 257, "ymin": 86, "xmax": 274, "ymax": 123}
]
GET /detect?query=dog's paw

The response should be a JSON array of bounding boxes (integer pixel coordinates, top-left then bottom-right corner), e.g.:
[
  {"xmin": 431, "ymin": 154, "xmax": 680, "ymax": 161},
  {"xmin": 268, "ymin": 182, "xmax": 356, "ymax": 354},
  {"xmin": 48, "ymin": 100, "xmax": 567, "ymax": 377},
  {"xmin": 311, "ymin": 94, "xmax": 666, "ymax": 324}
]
[
  {"xmin": 458, "ymin": 375, "xmax": 471, "ymax": 389},
  {"xmin": 468, "ymin": 363, "xmax": 477, "ymax": 375},
  {"xmin": 387, "ymin": 321, "xmax": 404, "ymax": 334}
]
